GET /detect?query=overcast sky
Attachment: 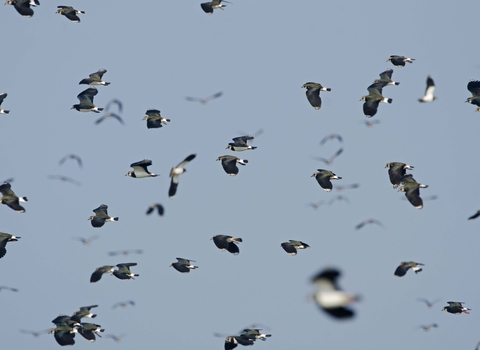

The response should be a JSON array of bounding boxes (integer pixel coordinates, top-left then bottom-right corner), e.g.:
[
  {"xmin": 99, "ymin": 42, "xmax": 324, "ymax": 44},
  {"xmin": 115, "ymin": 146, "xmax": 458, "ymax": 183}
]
[{"xmin": 1, "ymin": 0, "xmax": 480, "ymax": 349}]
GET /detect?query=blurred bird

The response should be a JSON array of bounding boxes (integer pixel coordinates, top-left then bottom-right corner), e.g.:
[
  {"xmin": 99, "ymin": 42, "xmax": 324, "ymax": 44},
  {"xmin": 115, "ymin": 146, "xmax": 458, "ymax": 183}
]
[
  {"xmin": 307, "ymin": 201, "xmax": 325, "ymax": 210},
  {"xmin": 363, "ymin": 120, "xmax": 380, "ymax": 127},
  {"xmin": 374, "ymin": 69, "xmax": 400, "ymax": 86},
  {"xmin": 113, "ymin": 263, "xmax": 139, "ymax": 280},
  {"xmin": 281, "ymin": 240, "xmax": 310, "ymax": 256},
  {"xmin": 146, "ymin": 203, "xmax": 164, "ymax": 216},
  {"xmin": 328, "ymin": 195, "xmax": 350, "ymax": 205},
  {"xmin": 468, "ymin": 210, "xmax": 480, "ymax": 220},
  {"xmin": 104, "ymin": 333, "xmax": 126, "ymax": 342},
  {"xmin": 355, "ymin": 219, "xmax": 384, "ymax": 230},
  {"xmin": 170, "ymin": 258, "xmax": 198, "ymax": 273},
  {"xmin": 169, "ymin": 154, "xmax": 196, "ymax": 198},
  {"xmin": 227, "ymin": 135, "xmax": 257, "ymax": 151},
  {"xmin": 72, "ymin": 87, "xmax": 103, "ymax": 113},
  {"xmin": 442, "ymin": 302, "xmax": 470, "ymax": 314},
  {"xmin": 6, "ymin": 0, "xmax": 39, "ymax": 17},
  {"xmin": 466, "ymin": 80, "xmax": 480, "ymax": 111},
  {"xmin": 74, "ymin": 235, "xmax": 99, "ymax": 246},
  {"xmin": 386, "ymin": 55, "xmax": 415, "ymax": 67},
  {"xmin": 95, "ymin": 113, "xmax": 124, "ymax": 125},
  {"xmin": 200, "ymin": 0, "xmax": 229, "ymax": 14},
  {"xmin": 59, "ymin": 154, "xmax": 82, "ymax": 168},
  {"xmin": 360, "ymin": 81, "xmax": 392, "ymax": 117},
  {"xmin": 385, "ymin": 162, "xmax": 414, "ymax": 188},
  {"xmin": 88, "ymin": 204, "xmax": 118, "ymax": 228},
  {"xmin": 319, "ymin": 134, "xmax": 342, "ymax": 145},
  {"xmin": 78, "ymin": 323, "xmax": 104, "ymax": 342},
  {"xmin": 112, "ymin": 300, "xmax": 135, "ymax": 309},
  {"xmin": 105, "ymin": 99, "xmax": 123, "ymax": 113},
  {"xmin": 19, "ymin": 329, "xmax": 50, "ymax": 337},
  {"xmin": 398, "ymin": 175, "xmax": 428, "ymax": 209},
  {"xmin": 79, "ymin": 69, "xmax": 110, "ymax": 86},
  {"xmin": 311, "ymin": 148, "xmax": 343, "ymax": 165},
  {"xmin": 56, "ymin": 6, "xmax": 84, "ymax": 22},
  {"xmin": 217, "ymin": 155, "xmax": 248, "ymax": 176},
  {"xmin": 0, "ymin": 92, "xmax": 10, "ymax": 114},
  {"xmin": 212, "ymin": 235, "xmax": 242, "ymax": 255},
  {"xmin": 186, "ymin": 91, "xmax": 223, "ymax": 103},
  {"xmin": 142, "ymin": 109, "xmax": 171, "ymax": 129},
  {"xmin": 90, "ymin": 265, "xmax": 115, "ymax": 283},
  {"xmin": 48, "ymin": 175, "xmax": 81, "ymax": 186},
  {"xmin": 108, "ymin": 249, "xmax": 143, "ymax": 256},
  {"xmin": 418, "ymin": 323, "xmax": 438, "ymax": 331},
  {"xmin": 126, "ymin": 159, "xmax": 158, "ymax": 178},
  {"xmin": 302, "ymin": 82, "xmax": 331, "ymax": 110},
  {"xmin": 394, "ymin": 261, "xmax": 424, "ymax": 277},
  {"xmin": 417, "ymin": 298, "xmax": 441, "ymax": 308},
  {"xmin": 311, "ymin": 169, "xmax": 342, "ymax": 192},
  {"xmin": 0, "ymin": 286, "xmax": 18, "ymax": 292},
  {"xmin": 418, "ymin": 76, "xmax": 436, "ymax": 102},
  {"xmin": 336, "ymin": 183, "xmax": 359, "ymax": 191},
  {"xmin": 0, "ymin": 182, "xmax": 27, "ymax": 212}
]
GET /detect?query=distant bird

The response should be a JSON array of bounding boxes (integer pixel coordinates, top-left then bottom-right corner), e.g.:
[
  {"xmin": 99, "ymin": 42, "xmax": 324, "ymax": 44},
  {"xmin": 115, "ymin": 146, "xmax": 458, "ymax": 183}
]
[
  {"xmin": 169, "ymin": 154, "xmax": 196, "ymax": 198},
  {"xmin": 374, "ymin": 69, "xmax": 400, "ymax": 86},
  {"xmin": 105, "ymin": 99, "xmax": 123, "ymax": 113},
  {"xmin": 311, "ymin": 169, "xmax": 342, "ymax": 192},
  {"xmin": 385, "ymin": 162, "xmax": 414, "ymax": 188},
  {"xmin": 112, "ymin": 300, "xmax": 135, "ymax": 309},
  {"xmin": 311, "ymin": 148, "xmax": 343, "ymax": 165},
  {"xmin": 142, "ymin": 109, "xmax": 171, "ymax": 129},
  {"xmin": 0, "ymin": 286, "xmax": 18, "ymax": 292},
  {"xmin": 336, "ymin": 183, "xmax": 359, "ymax": 191},
  {"xmin": 224, "ymin": 335, "xmax": 254, "ymax": 350},
  {"xmin": 466, "ymin": 80, "xmax": 480, "ymax": 111},
  {"xmin": 442, "ymin": 301, "xmax": 470, "ymax": 315},
  {"xmin": 327, "ymin": 195, "xmax": 350, "ymax": 205},
  {"xmin": 50, "ymin": 324, "xmax": 77, "ymax": 346},
  {"xmin": 105, "ymin": 333, "xmax": 126, "ymax": 342},
  {"xmin": 19, "ymin": 329, "xmax": 50, "ymax": 337},
  {"xmin": 0, "ymin": 182, "xmax": 27, "ymax": 212},
  {"xmin": 72, "ymin": 87, "xmax": 103, "ymax": 113},
  {"xmin": 217, "ymin": 155, "xmax": 248, "ymax": 176},
  {"xmin": 418, "ymin": 76, "xmax": 436, "ymax": 102},
  {"xmin": 170, "ymin": 258, "xmax": 198, "ymax": 273},
  {"xmin": 78, "ymin": 323, "xmax": 104, "ymax": 342},
  {"xmin": 211, "ymin": 235, "xmax": 242, "ymax": 255},
  {"xmin": 186, "ymin": 91, "xmax": 223, "ymax": 104},
  {"xmin": 394, "ymin": 261, "xmax": 424, "ymax": 277},
  {"xmin": 56, "ymin": 6, "xmax": 84, "ymax": 22},
  {"xmin": 74, "ymin": 235, "xmax": 99, "ymax": 246},
  {"xmin": 108, "ymin": 249, "xmax": 143, "ymax": 256},
  {"xmin": 0, "ymin": 93, "xmax": 10, "ymax": 114},
  {"xmin": 146, "ymin": 203, "xmax": 164, "ymax": 216},
  {"xmin": 363, "ymin": 120, "xmax": 380, "ymax": 127},
  {"xmin": 6, "ymin": 0, "xmax": 39, "ymax": 17},
  {"xmin": 88, "ymin": 204, "xmax": 119, "ymax": 228},
  {"xmin": 71, "ymin": 305, "xmax": 98, "ymax": 322},
  {"xmin": 360, "ymin": 81, "xmax": 392, "ymax": 117},
  {"xmin": 95, "ymin": 113, "xmax": 124, "ymax": 125},
  {"xmin": 417, "ymin": 298, "xmax": 441, "ymax": 308},
  {"xmin": 319, "ymin": 134, "xmax": 342, "ymax": 146},
  {"xmin": 90, "ymin": 265, "xmax": 115, "ymax": 283},
  {"xmin": 312, "ymin": 268, "xmax": 359, "ymax": 319},
  {"xmin": 126, "ymin": 159, "xmax": 158, "ymax": 178},
  {"xmin": 113, "ymin": 263, "xmax": 139, "ymax": 280},
  {"xmin": 200, "ymin": 0, "xmax": 229, "ymax": 14},
  {"xmin": 302, "ymin": 82, "xmax": 331, "ymax": 110},
  {"xmin": 48, "ymin": 175, "xmax": 81, "ymax": 186},
  {"xmin": 468, "ymin": 210, "xmax": 480, "ymax": 220},
  {"xmin": 307, "ymin": 201, "xmax": 325, "ymax": 210},
  {"xmin": 240, "ymin": 328, "xmax": 272, "ymax": 341},
  {"xmin": 59, "ymin": 154, "xmax": 82, "ymax": 168},
  {"xmin": 227, "ymin": 135, "xmax": 257, "ymax": 151},
  {"xmin": 281, "ymin": 240, "xmax": 310, "ymax": 256},
  {"xmin": 79, "ymin": 69, "xmax": 110, "ymax": 86},
  {"xmin": 386, "ymin": 55, "xmax": 415, "ymax": 67},
  {"xmin": 418, "ymin": 323, "xmax": 438, "ymax": 331},
  {"xmin": 355, "ymin": 219, "xmax": 384, "ymax": 230},
  {"xmin": 398, "ymin": 174, "xmax": 428, "ymax": 209}
]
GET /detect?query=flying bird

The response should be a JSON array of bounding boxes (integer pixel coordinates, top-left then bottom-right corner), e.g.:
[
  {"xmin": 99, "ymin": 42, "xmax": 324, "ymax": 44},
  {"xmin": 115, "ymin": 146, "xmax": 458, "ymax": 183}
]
[
  {"xmin": 418, "ymin": 76, "xmax": 436, "ymax": 102},
  {"xmin": 302, "ymin": 82, "xmax": 331, "ymax": 110},
  {"xmin": 360, "ymin": 81, "xmax": 392, "ymax": 117},
  {"xmin": 112, "ymin": 300, "xmax": 135, "ymax": 309},
  {"xmin": 72, "ymin": 87, "xmax": 104, "ymax": 113},
  {"xmin": 0, "ymin": 286, "xmax": 18, "ymax": 292},
  {"xmin": 108, "ymin": 249, "xmax": 143, "ymax": 256},
  {"xmin": 227, "ymin": 135, "xmax": 257, "ymax": 151},
  {"xmin": 146, "ymin": 204, "xmax": 164, "ymax": 216},
  {"xmin": 468, "ymin": 210, "xmax": 480, "ymax": 220},
  {"xmin": 311, "ymin": 169, "xmax": 342, "ymax": 192},
  {"xmin": 71, "ymin": 305, "xmax": 98, "ymax": 322},
  {"xmin": 466, "ymin": 80, "xmax": 480, "ymax": 111},
  {"xmin": 56, "ymin": 6, "xmax": 84, "ymax": 22},
  {"xmin": 50, "ymin": 324, "xmax": 77, "ymax": 346},
  {"xmin": 442, "ymin": 301, "xmax": 470, "ymax": 314},
  {"xmin": 90, "ymin": 265, "xmax": 115, "ymax": 283},
  {"xmin": 386, "ymin": 55, "xmax": 415, "ymax": 67},
  {"xmin": 170, "ymin": 258, "xmax": 198, "ymax": 273},
  {"xmin": 113, "ymin": 263, "xmax": 139, "ymax": 280},
  {"xmin": 19, "ymin": 329, "xmax": 50, "ymax": 337},
  {"xmin": 311, "ymin": 148, "xmax": 343, "ymax": 165},
  {"xmin": 88, "ymin": 204, "xmax": 119, "ymax": 228},
  {"xmin": 307, "ymin": 201, "xmax": 325, "ymax": 210},
  {"xmin": 185, "ymin": 91, "xmax": 223, "ymax": 103},
  {"xmin": 0, "ymin": 93, "xmax": 10, "ymax": 114},
  {"xmin": 394, "ymin": 261, "xmax": 424, "ymax": 277},
  {"xmin": 417, "ymin": 298, "xmax": 441, "ymax": 308},
  {"xmin": 200, "ymin": 0, "xmax": 229, "ymax": 14},
  {"xmin": 224, "ymin": 335, "xmax": 254, "ymax": 350},
  {"xmin": 104, "ymin": 333, "xmax": 126, "ymax": 342},
  {"xmin": 78, "ymin": 323, "xmax": 104, "ymax": 342},
  {"xmin": 73, "ymin": 235, "xmax": 99, "ymax": 245},
  {"xmin": 280, "ymin": 240, "xmax": 310, "ymax": 256},
  {"xmin": 6, "ymin": 0, "xmax": 39, "ymax": 17},
  {"xmin": 385, "ymin": 162, "xmax": 414, "ymax": 188},
  {"xmin": 169, "ymin": 154, "xmax": 196, "ymax": 198},
  {"xmin": 59, "ymin": 154, "xmax": 82, "ymax": 168},
  {"xmin": 319, "ymin": 134, "xmax": 342, "ymax": 146},
  {"xmin": 79, "ymin": 69, "xmax": 110, "ymax": 86},
  {"xmin": 217, "ymin": 155, "xmax": 248, "ymax": 176},
  {"xmin": 126, "ymin": 159, "xmax": 158, "ymax": 178},
  {"xmin": 398, "ymin": 174, "xmax": 428, "ymax": 209},
  {"xmin": 355, "ymin": 219, "xmax": 384, "ymax": 230},
  {"xmin": 418, "ymin": 324, "xmax": 438, "ymax": 332},
  {"xmin": 0, "ymin": 182, "xmax": 27, "ymax": 212},
  {"xmin": 374, "ymin": 69, "xmax": 399, "ymax": 86},
  {"xmin": 95, "ymin": 113, "xmax": 124, "ymax": 125},
  {"xmin": 48, "ymin": 175, "xmax": 81, "ymax": 186},
  {"xmin": 327, "ymin": 195, "xmax": 350, "ymax": 205},
  {"xmin": 211, "ymin": 235, "xmax": 242, "ymax": 255},
  {"xmin": 105, "ymin": 99, "xmax": 123, "ymax": 113},
  {"xmin": 142, "ymin": 109, "xmax": 171, "ymax": 129}
]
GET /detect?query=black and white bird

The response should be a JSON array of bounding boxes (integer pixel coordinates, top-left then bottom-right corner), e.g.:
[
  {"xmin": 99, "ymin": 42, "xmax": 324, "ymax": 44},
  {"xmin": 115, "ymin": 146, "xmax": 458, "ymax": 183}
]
[
  {"xmin": 227, "ymin": 135, "xmax": 257, "ymax": 151},
  {"xmin": 185, "ymin": 91, "xmax": 223, "ymax": 104},
  {"xmin": 126, "ymin": 159, "xmax": 158, "ymax": 178},
  {"xmin": 71, "ymin": 305, "xmax": 98, "ymax": 322},
  {"xmin": 385, "ymin": 162, "xmax": 414, "ymax": 188},
  {"xmin": 0, "ymin": 232, "xmax": 20, "ymax": 259},
  {"xmin": 386, "ymin": 55, "xmax": 415, "ymax": 67},
  {"xmin": 72, "ymin": 87, "xmax": 103, "ymax": 113},
  {"xmin": 240, "ymin": 329, "xmax": 272, "ymax": 341},
  {"xmin": 280, "ymin": 240, "xmax": 310, "ymax": 256},
  {"xmin": 311, "ymin": 148, "xmax": 343, "ymax": 165},
  {"xmin": 360, "ymin": 82, "xmax": 392, "ymax": 117},
  {"xmin": 201, "ymin": 0, "xmax": 229, "ymax": 14},
  {"xmin": 442, "ymin": 302, "xmax": 470, "ymax": 315},
  {"xmin": 78, "ymin": 323, "xmax": 104, "ymax": 342},
  {"xmin": 142, "ymin": 109, "xmax": 171, "ymax": 129},
  {"xmin": 146, "ymin": 204, "xmax": 164, "ymax": 216},
  {"xmin": 169, "ymin": 154, "xmax": 196, "ymax": 198},
  {"xmin": 79, "ymin": 69, "xmax": 110, "ymax": 86},
  {"xmin": 56, "ymin": 6, "xmax": 84, "ymax": 22},
  {"xmin": 50, "ymin": 324, "xmax": 77, "ymax": 346},
  {"xmin": 211, "ymin": 235, "xmax": 242, "ymax": 255},
  {"xmin": 88, "ymin": 204, "xmax": 119, "ymax": 228},
  {"xmin": 398, "ymin": 174, "xmax": 428, "ymax": 209},
  {"xmin": 466, "ymin": 80, "xmax": 480, "ymax": 111},
  {"xmin": 394, "ymin": 261, "xmax": 424, "ymax": 277},
  {"xmin": 6, "ymin": 0, "xmax": 39, "ymax": 17},
  {"xmin": 311, "ymin": 169, "xmax": 342, "ymax": 192},
  {"xmin": 113, "ymin": 263, "xmax": 139, "ymax": 280},
  {"xmin": 224, "ymin": 335, "xmax": 254, "ymax": 350},
  {"xmin": 0, "ymin": 93, "xmax": 10, "ymax": 114},
  {"xmin": 418, "ymin": 76, "xmax": 437, "ymax": 102},
  {"xmin": 170, "ymin": 258, "xmax": 198, "ymax": 273},
  {"xmin": 0, "ymin": 182, "xmax": 27, "ymax": 213},
  {"xmin": 302, "ymin": 82, "xmax": 331, "ymax": 110},
  {"xmin": 217, "ymin": 155, "xmax": 248, "ymax": 176},
  {"xmin": 374, "ymin": 69, "xmax": 400, "ymax": 86},
  {"xmin": 90, "ymin": 265, "xmax": 115, "ymax": 283},
  {"xmin": 468, "ymin": 210, "xmax": 480, "ymax": 220},
  {"xmin": 59, "ymin": 153, "xmax": 82, "ymax": 168},
  {"xmin": 311, "ymin": 268, "xmax": 359, "ymax": 319}
]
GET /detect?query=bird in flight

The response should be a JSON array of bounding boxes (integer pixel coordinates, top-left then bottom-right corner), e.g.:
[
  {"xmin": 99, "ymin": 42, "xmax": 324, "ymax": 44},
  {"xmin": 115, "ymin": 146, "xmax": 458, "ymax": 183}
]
[
  {"xmin": 186, "ymin": 91, "xmax": 223, "ymax": 103},
  {"xmin": 418, "ymin": 76, "xmax": 437, "ymax": 102}
]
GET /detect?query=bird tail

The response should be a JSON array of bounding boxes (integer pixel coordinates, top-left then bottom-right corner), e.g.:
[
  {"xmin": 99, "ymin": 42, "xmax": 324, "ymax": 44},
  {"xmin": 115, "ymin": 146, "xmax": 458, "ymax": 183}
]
[
  {"xmin": 79, "ymin": 11, "xmax": 85, "ymax": 14},
  {"xmin": 251, "ymin": 146, "xmax": 257, "ymax": 150},
  {"xmin": 419, "ymin": 184, "xmax": 428, "ymax": 188},
  {"xmin": 165, "ymin": 119, "xmax": 171, "ymax": 122},
  {"xmin": 134, "ymin": 274, "xmax": 139, "ymax": 277},
  {"xmin": 2, "ymin": 110, "xmax": 10, "ymax": 114},
  {"xmin": 97, "ymin": 108, "xmax": 104, "ymax": 111},
  {"xmin": 239, "ymin": 159, "xmax": 248, "ymax": 165},
  {"xmin": 322, "ymin": 87, "xmax": 332, "ymax": 92},
  {"xmin": 91, "ymin": 314, "xmax": 97, "ymax": 318},
  {"xmin": 231, "ymin": 237, "xmax": 243, "ymax": 243},
  {"xmin": 19, "ymin": 197, "xmax": 28, "ymax": 202},
  {"xmin": 104, "ymin": 82, "xmax": 111, "ymax": 86},
  {"xmin": 393, "ymin": 82, "xmax": 400, "ymax": 85},
  {"xmin": 383, "ymin": 98, "xmax": 393, "ymax": 104}
]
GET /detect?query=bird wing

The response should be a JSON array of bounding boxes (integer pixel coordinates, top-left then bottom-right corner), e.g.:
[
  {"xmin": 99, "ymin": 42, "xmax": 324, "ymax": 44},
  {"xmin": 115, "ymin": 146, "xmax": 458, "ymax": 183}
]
[
  {"xmin": 77, "ymin": 88, "xmax": 98, "ymax": 104},
  {"xmin": 468, "ymin": 81, "xmax": 480, "ymax": 97},
  {"xmin": 175, "ymin": 154, "xmax": 196, "ymax": 169}
]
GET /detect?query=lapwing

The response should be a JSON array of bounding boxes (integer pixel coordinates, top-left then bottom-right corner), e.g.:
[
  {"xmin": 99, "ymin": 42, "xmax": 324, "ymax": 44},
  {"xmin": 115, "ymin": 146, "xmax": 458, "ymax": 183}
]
[
  {"xmin": 394, "ymin": 261, "xmax": 424, "ymax": 277},
  {"xmin": 112, "ymin": 300, "xmax": 135, "ymax": 309},
  {"xmin": 307, "ymin": 201, "xmax": 325, "ymax": 210},
  {"xmin": 142, "ymin": 109, "xmax": 171, "ymax": 129},
  {"xmin": 0, "ymin": 232, "xmax": 21, "ymax": 259},
  {"xmin": 201, "ymin": 0, "xmax": 229, "ymax": 14},
  {"xmin": 311, "ymin": 169, "xmax": 342, "ymax": 192},
  {"xmin": 227, "ymin": 135, "xmax": 257, "ymax": 151},
  {"xmin": 336, "ymin": 183, "xmax": 360, "ymax": 191},
  {"xmin": 468, "ymin": 210, "xmax": 480, "ymax": 220},
  {"xmin": 105, "ymin": 98, "xmax": 123, "ymax": 113},
  {"xmin": 281, "ymin": 240, "xmax": 310, "ymax": 256},
  {"xmin": 328, "ymin": 195, "xmax": 350, "ymax": 205},
  {"xmin": 79, "ymin": 69, "xmax": 110, "ymax": 86},
  {"xmin": 398, "ymin": 174, "xmax": 428, "ymax": 209},
  {"xmin": 319, "ymin": 133, "xmax": 342, "ymax": 145},
  {"xmin": 73, "ymin": 235, "xmax": 99, "ymax": 246},
  {"xmin": 185, "ymin": 91, "xmax": 223, "ymax": 104},
  {"xmin": 0, "ymin": 93, "xmax": 10, "ymax": 114},
  {"xmin": 104, "ymin": 333, "xmax": 126, "ymax": 342},
  {"xmin": 72, "ymin": 87, "xmax": 104, "ymax": 113},
  {"xmin": 360, "ymin": 81, "xmax": 392, "ymax": 117},
  {"xmin": 19, "ymin": 329, "xmax": 51, "ymax": 337},
  {"xmin": 95, "ymin": 113, "xmax": 124, "ymax": 125},
  {"xmin": 169, "ymin": 154, "xmax": 196, "ymax": 198},
  {"xmin": 466, "ymin": 80, "xmax": 480, "ymax": 111},
  {"xmin": 302, "ymin": 82, "xmax": 331, "ymax": 110},
  {"xmin": 363, "ymin": 120, "xmax": 381, "ymax": 127},
  {"xmin": 442, "ymin": 302, "xmax": 470, "ymax": 315},
  {"xmin": 211, "ymin": 235, "xmax": 242, "ymax": 255},
  {"xmin": 71, "ymin": 305, "xmax": 98, "ymax": 322},
  {"xmin": 217, "ymin": 155, "xmax": 248, "ymax": 176},
  {"xmin": 0, "ymin": 182, "xmax": 27, "ymax": 213},
  {"xmin": 417, "ymin": 298, "xmax": 441, "ymax": 308},
  {"xmin": 48, "ymin": 175, "xmax": 81, "ymax": 186},
  {"xmin": 90, "ymin": 265, "xmax": 115, "ymax": 283},
  {"xmin": 0, "ymin": 285, "xmax": 18, "ymax": 292},
  {"xmin": 224, "ymin": 335, "xmax": 254, "ymax": 350},
  {"xmin": 108, "ymin": 249, "xmax": 143, "ymax": 256},
  {"xmin": 170, "ymin": 258, "xmax": 198, "ymax": 273},
  {"xmin": 56, "ymin": 6, "xmax": 84, "ymax": 22},
  {"xmin": 146, "ymin": 203, "xmax": 164, "ymax": 216},
  {"xmin": 59, "ymin": 153, "xmax": 82, "ymax": 168},
  {"xmin": 50, "ymin": 324, "xmax": 77, "ymax": 346},
  {"xmin": 385, "ymin": 162, "xmax": 414, "ymax": 188},
  {"xmin": 418, "ymin": 324, "xmax": 438, "ymax": 331},
  {"xmin": 312, "ymin": 268, "xmax": 360, "ymax": 319},
  {"xmin": 113, "ymin": 263, "xmax": 139, "ymax": 280},
  {"xmin": 354, "ymin": 219, "xmax": 384, "ymax": 230},
  {"xmin": 78, "ymin": 323, "xmax": 104, "ymax": 342},
  {"xmin": 311, "ymin": 148, "xmax": 343, "ymax": 165},
  {"xmin": 6, "ymin": 0, "xmax": 39, "ymax": 17},
  {"xmin": 374, "ymin": 69, "xmax": 400, "ymax": 86},
  {"xmin": 386, "ymin": 55, "xmax": 415, "ymax": 67},
  {"xmin": 51, "ymin": 315, "xmax": 77, "ymax": 326},
  {"xmin": 126, "ymin": 159, "xmax": 158, "ymax": 178},
  {"xmin": 418, "ymin": 76, "xmax": 436, "ymax": 102},
  {"xmin": 88, "ymin": 204, "xmax": 118, "ymax": 228},
  {"xmin": 240, "ymin": 328, "xmax": 272, "ymax": 341}
]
